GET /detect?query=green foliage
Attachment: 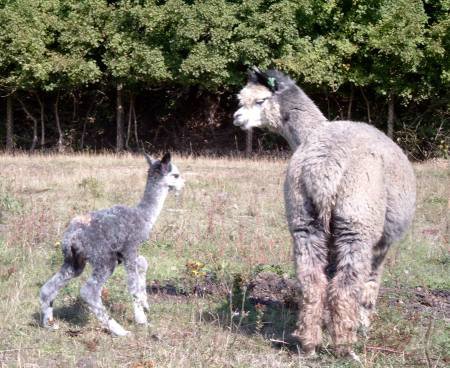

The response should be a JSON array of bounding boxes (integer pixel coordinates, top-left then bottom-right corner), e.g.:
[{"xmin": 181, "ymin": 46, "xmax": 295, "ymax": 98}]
[
  {"xmin": 253, "ymin": 263, "xmax": 284, "ymax": 276},
  {"xmin": 0, "ymin": 0, "xmax": 104, "ymax": 91},
  {"xmin": 103, "ymin": 0, "xmax": 170, "ymax": 85},
  {"xmin": 0, "ymin": 0, "xmax": 54, "ymax": 90},
  {"xmin": 1, "ymin": 0, "xmax": 448, "ymax": 93},
  {"xmin": 0, "ymin": 0, "xmax": 448, "ymax": 155}
]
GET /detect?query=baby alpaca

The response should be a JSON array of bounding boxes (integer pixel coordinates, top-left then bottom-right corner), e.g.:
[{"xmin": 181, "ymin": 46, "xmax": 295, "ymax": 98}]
[{"xmin": 40, "ymin": 153, "xmax": 184, "ymax": 336}]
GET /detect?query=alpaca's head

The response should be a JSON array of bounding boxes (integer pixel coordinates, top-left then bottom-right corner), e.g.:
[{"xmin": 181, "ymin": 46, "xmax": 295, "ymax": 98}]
[
  {"xmin": 144, "ymin": 152, "xmax": 184, "ymax": 192},
  {"xmin": 233, "ymin": 68, "xmax": 297, "ymax": 132}
]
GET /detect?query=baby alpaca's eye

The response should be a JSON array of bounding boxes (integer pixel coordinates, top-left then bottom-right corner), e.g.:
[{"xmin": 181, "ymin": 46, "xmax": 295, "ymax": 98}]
[
  {"xmin": 256, "ymin": 99, "xmax": 266, "ymax": 105},
  {"xmin": 172, "ymin": 174, "xmax": 179, "ymax": 178}
]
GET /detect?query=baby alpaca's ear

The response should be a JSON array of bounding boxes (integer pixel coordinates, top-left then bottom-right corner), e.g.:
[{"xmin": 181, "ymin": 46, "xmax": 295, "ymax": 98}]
[
  {"xmin": 161, "ymin": 152, "xmax": 171, "ymax": 164},
  {"xmin": 144, "ymin": 152, "xmax": 157, "ymax": 167},
  {"xmin": 160, "ymin": 152, "xmax": 171, "ymax": 174}
]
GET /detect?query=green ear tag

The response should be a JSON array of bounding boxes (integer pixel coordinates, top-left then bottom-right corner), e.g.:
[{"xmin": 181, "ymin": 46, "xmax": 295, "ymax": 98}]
[{"xmin": 267, "ymin": 77, "xmax": 276, "ymax": 89}]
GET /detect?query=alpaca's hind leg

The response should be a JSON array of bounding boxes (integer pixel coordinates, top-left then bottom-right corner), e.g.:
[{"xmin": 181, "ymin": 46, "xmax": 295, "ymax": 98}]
[
  {"xmin": 292, "ymin": 227, "xmax": 329, "ymax": 355},
  {"xmin": 359, "ymin": 264, "xmax": 384, "ymax": 336},
  {"xmin": 40, "ymin": 260, "xmax": 85, "ymax": 329},
  {"xmin": 359, "ymin": 237, "xmax": 390, "ymax": 335},
  {"xmin": 328, "ymin": 158, "xmax": 386, "ymax": 358},
  {"xmin": 329, "ymin": 219, "xmax": 384, "ymax": 356},
  {"xmin": 328, "ymin": 238, "xmax": 371, "ymax": 357},
  {"xmin": 124, "ymin": 254, "xmax": 149, "ymax": 325},
  {"xmin": 80, "ymin": 262, "xmax": 129, "ymax": 336}
]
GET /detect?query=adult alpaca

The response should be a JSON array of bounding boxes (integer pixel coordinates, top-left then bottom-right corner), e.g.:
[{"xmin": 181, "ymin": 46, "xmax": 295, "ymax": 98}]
[
  {"xmin": 40, "ymin": 153, "xmax": 184, "ymax": 336},
  {"xmin": 233, "ymin": 68, "xmax": 416, "ymax": 358}
]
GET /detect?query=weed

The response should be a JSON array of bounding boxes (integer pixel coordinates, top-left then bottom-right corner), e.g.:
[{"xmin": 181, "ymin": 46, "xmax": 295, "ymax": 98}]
[
  {"xmin": 0, "ymin": 179, "xmax": 22, "ymax": 221},
  {"xmin": 78, "ymin": 176, "xmax": 104, "ymax": 199}
]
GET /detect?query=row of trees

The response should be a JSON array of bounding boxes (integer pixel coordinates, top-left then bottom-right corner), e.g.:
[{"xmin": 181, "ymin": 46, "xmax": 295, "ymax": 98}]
[{"xmin": 1, "ymin": 0, "xmax": 449, "ymax": 157}]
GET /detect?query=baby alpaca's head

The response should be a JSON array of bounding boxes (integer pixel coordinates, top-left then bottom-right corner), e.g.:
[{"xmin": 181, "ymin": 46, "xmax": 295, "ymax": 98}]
[{"xmin": 144, "ymin": 152, "xmax": 184, "ymax": 192}]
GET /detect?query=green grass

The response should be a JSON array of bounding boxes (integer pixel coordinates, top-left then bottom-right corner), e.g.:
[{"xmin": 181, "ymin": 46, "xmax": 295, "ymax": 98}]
[{"xmin": 0, "ymin": 153, "xmax": 448, "ymax": 367}]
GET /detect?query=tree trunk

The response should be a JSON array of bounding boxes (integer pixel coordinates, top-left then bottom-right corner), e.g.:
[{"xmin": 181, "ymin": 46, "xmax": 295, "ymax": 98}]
[
  {"xmin": 132, "ymin": 96, "xmax": 139, "ymax": 149},
  {"xmin": 207, "ymin": 94, "xmax": 219, "ymax": 140},
  {"xmin": 17, "ymin": 96, "xmax": 38, "ymax": 152},
  {"xmin": 54, "ymin": 93, "xmax": 64, "ymax": 152},
  {"xmin": 245, "ymin": 129, "xmax": 253, "ymax": 156},
  {"xmin": 116, "ymin": 83, "xmax": 124, "ymax": 153},
  {"xmin": 126, "ymin": 94, "xmax": 139, "ymax": 150},
  {"xmin": 347, "ymin": 85, "xmax": 354, "ymax": 120},
  {"xmin": 6, "ymin": 94, "xmax": 14, "ymax": 152},
  {"xmin": 126, "ymin": 93, "xmax": 132, "ymax": 150},
  {"xmin": 80, "ymin": 95, "xmax": 96, "ymax": 150},
  {"xmin": 71, "ymin": 91, "xmax": 79, "ymax": 125},
  {"xmin": 387, "ymin": 92, "xmax": 395, "ymax": 139},
  {"xmin": 34, "ymin": 92, "xmax": 45, "ymax": 147},
  {"xmin": 360, "ymin": 87, "xmax": 372, "ymax": 124}
]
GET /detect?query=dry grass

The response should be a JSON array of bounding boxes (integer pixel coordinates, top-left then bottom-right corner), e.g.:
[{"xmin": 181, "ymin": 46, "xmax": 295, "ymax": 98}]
[{"xmin": 0, "ymin": 153, "xmax": 448, "ymax": 367}]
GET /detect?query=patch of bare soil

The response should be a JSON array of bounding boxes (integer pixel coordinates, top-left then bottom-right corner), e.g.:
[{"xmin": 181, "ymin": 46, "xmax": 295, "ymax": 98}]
[
  {"xmin": 246, "ymin": 271, "xmax": 299, "ymax": 308},
  {"xmin": 147, "ymin": 272, "xmax": 450, "ymax": 318},
  {"xmin": 379, "ymin": 287, "xmax": 450, "ymax": 319}
]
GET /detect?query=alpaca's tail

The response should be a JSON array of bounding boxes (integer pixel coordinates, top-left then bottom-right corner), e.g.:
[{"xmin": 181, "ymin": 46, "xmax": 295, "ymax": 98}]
[{"xmin": 61, "ymin": 230, "xmax": 87, "ymax": 272}]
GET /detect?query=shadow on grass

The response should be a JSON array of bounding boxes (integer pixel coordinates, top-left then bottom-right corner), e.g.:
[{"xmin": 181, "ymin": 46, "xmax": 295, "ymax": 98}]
[
  {"xmin": 215, "ymin": 298, "xmax": 299, "ymax": 349},
  {"xmin": 32, "ymin": 298, "xmax": 90, "ymax": 328},
  {"xmin": 202, "ymin": 273, "xmax": 301, "ymax": 352}
]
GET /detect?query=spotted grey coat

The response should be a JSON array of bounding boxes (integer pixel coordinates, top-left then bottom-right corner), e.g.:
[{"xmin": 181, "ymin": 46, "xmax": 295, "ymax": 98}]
[{"xmin": 40, "ymin": 153, "xmax": 184, "ymax": 336}]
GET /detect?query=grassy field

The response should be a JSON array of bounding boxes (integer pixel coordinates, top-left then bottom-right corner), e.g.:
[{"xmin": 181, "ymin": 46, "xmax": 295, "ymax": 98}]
[{"xmin": 0, "ymin": 153, "xmax": 448, "ymax": 368}]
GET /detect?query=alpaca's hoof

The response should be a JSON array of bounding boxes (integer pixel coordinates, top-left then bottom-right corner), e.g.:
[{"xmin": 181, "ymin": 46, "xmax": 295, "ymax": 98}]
[
  {"xmin": 42, "ymin": 308, "xmax": 59, "ymax": 330},
  {"xmin": 335, "ymin": 346, "xmax": 361, "ymax": 362},
  {"xmin": 43, "ymin": 319, "xmax": 60, "ymax": 331},
  {"xmin": 137, "ymin": 321, "xmax": 151, "ymax": 329},
  {"xmin": 135, "ymin": 316, "xmax": 148, "ymax": 325},
  {"xmin": 358, "ymin": 324, "xmax": 369, "ymax": 339},
  {"xmin": 107, "ymin": 319, "xmax": 130, "ymax": 337},
  {"xmin": 358, "ymin": 309, "xmax": 371, "ymax": 338},
  {"xmin": 134, "ymin": 305, "xmax": 148, "ymax": 325},
  {"xmin": 302, "ymin": 349, "xmax": 317, "ymax": 358},
  {"xmin": 347, "ymin": 350, "xmax": 361, "ymax": 363}
]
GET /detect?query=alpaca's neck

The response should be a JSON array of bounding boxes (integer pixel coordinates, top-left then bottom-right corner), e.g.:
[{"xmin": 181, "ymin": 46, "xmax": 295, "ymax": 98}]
[
  {"xmin": 278, "ymin": 88, "xmax": 328, "ymax": 150},
  {"xmin": 137, "ymin": 180, "xmax": 169, "ymax": 226}
]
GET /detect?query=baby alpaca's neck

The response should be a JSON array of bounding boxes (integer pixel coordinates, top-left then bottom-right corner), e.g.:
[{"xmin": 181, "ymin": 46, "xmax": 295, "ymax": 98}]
[{"xmin": 137, "ymin": 181, "xmax": 169, "ymax": 226}]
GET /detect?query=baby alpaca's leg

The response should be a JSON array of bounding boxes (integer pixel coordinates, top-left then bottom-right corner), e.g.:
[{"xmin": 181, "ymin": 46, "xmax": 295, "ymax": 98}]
[
  {"xmin": 124, "ymin": 255, "xmax": 148, "ymax": 325},
  {"xmin": 136, "ymin": 255, "xmax": 149, "ymax": 311},
  {"xmin": 40, "ymin": 261, "xmax": 85, "ymax": 329},
  {"xmin": 80, "ymin": 263, "xmax": 129, "ymax": 336}
]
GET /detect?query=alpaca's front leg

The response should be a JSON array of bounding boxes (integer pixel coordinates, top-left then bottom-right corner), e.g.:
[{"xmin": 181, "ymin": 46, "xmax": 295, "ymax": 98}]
[
  {"xmin": 125, "ymin": 256, "xmax": 149, "ymax": 325},
  {"xmin": 136, "ymin": 255, "xmax": 149, "ymax": 311}
]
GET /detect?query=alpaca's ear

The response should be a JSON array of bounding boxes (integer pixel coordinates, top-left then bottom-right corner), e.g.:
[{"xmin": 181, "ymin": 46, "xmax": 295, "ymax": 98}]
[
  {"xmin": 161, "ymin": 152, "xmax": 171, "ymax": 164},
  {"xmin": 248, "ymin": 66, "xmax": 278, "ymax": 92},
  {"xmin": 144, "ymin": 152, "xmax": 157, "ymax": 167},
  {"xmin": 160, "ymin": 152, "xmax": 171, "ymax": 174}
]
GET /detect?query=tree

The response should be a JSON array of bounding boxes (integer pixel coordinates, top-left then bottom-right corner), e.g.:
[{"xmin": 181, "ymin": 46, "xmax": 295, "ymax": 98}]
[
  {"xmin": 351, "ymin": 0, "xmax": 429, "ymax": 137},
  {"xmin": 103, "ymin": 0, "xmax": 171, "ymax": 151},
  {"xmin": 43, "ymin": 0, "xmax": 105, "ymax": 151},
  {"xmin": 0, "ymin": 0, "xmax": 53, "ymax": 151}
]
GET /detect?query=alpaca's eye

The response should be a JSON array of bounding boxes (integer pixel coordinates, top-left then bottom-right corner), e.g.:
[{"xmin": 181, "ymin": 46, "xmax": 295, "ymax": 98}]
[
  {"xmin": 173, "ymin": 174, "xmax": 179, "ymax": 178},
  {"xmin": 256, "ymin": 99, "xmax": 266, "ymax": 105}
]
